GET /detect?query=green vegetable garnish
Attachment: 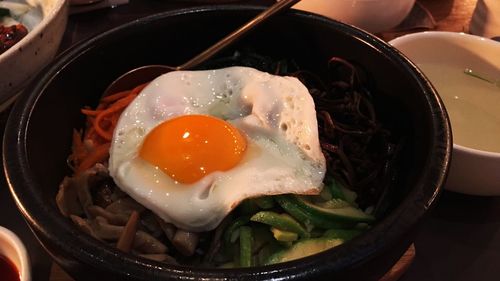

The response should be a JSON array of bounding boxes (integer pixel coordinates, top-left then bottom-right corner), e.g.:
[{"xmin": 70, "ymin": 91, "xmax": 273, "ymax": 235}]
[
  {"xmin": 464, "ymin": 68, "xmax": 500, "ymax": 88},
  {"xmin": 250, "ymin": 211, "xmax": 309, "ymax": 238},
  {"xmin": 239, "ymin": 226, "xmax": 253, "ymax": 267}
]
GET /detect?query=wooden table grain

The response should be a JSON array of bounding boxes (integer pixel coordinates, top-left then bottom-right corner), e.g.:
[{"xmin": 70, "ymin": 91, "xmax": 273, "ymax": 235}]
[{"xmin": 48, "ymin": 1, "xmax": 479, "ymax": 280}]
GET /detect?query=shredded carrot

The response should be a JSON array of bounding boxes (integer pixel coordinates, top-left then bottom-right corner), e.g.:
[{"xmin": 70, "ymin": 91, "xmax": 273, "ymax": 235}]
[
  {"xmin": 116, "ymin": 210, "xmax": 140, "ymax": 253},
  {"xmin": 70, "ymin": 129, "xmax": 87, "ymax": 168},
  {"xmin": 69, "ymin": 81, "xmax": 150, "ymax": 174},
  {"xmin": 83, "ymin": 120, "xmax": 98, "ymax": 144},
  {"xmin": 93, "ymin": 120, "xmax": 113, "ymax": 141},
  {"xmin": 101, "ymin": 82, "xmax": 148, "ymax": 103},
  {"xmin": 81, "ymin": 108, "xmax": 103, "ymax": 116},
  {"xmin": 100, "ymin": 89, "xmax": 132, "ymax": 103},
  {"xmin": 93, "ymin": 94, "xmax": 138, "ymax": 141},
  {"xmin": 72, "ymin": 129, "xmax": 84, "ymax": 154},
  {"xmin": 76, "ymin": 143, "xmax": 111, "ymax": 174},
  {"xmin": 110, "ymin": 113, "xmax": 120, "ymax": 127},
  {"xmin": 130, "ymin": 83, "xmax": 148, "ymax": 95}
]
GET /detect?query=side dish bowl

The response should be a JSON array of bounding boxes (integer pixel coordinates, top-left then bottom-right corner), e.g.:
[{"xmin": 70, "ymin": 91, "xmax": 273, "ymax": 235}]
[
  {"xmin": 293, "ymin": 0, "xmax": 416, "ymax": 33},
  {"xmin": 0, "ymin": 0, "xmax": 68, "ymax": 106},
  {"xmin": 390, "ymin": 31, "xmax": 500, "ymax": 196},
  {"xmin": 0, "ymin": 226, "xmax": 30, "ymax": 281},
  {"xmin": 3, "ymin": 6, "xmax": 450, "ymax": 281}
]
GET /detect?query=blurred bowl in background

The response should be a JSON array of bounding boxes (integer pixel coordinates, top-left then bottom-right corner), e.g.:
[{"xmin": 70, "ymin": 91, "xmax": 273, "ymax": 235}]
[
  {"xmin": 293, "ymin": 0, "xmax": 416, "ymax": 33},
  {"xmin": 469, "ymin": 0, "xmax": 500, "ymax": 39},
  {"xmin": 0, "ymin": 0, "xmax": 68, "ymax": 106},
  {"xmin": 0, "ymin": 226, "xmax": 31, "ymax": 281},
  {"xmin": 391, "ymin": 31, "xmax": 500, "ymax": 196}
]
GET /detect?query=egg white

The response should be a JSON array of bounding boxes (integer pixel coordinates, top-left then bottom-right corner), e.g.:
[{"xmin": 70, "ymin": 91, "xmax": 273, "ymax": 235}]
[{"xmin": 109, "ymin": 66, "xmax": 326, "ymax": 231}]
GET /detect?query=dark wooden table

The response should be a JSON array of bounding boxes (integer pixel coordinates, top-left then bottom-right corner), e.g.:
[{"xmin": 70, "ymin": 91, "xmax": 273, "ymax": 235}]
[{"xmin": 3, "ymin": 1, "xmax": 500, "ymax": 281}]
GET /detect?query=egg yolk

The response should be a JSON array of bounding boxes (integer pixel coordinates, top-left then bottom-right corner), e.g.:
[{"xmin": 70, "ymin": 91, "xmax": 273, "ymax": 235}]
[{"xmin": 139, "ymin": 115, "xmax": 247, "ymax": 184}]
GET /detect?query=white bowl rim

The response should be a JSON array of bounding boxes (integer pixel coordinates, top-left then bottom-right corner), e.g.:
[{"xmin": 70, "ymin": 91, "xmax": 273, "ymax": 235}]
[
  {"xmin": 453, "ymin": 143, "xmax": 500, "ymax": 158},
  {"xmin": 390, "ymin": 31, "xmax": 500, "ymax": 159},
  {"xmin": 0, "ymin": 0, "xmax": 67, "ymax": 61},
  {"xmin": 389, "ymin": 30, "xmax": 500, "ymax": 47},
  {"xmin": 0, "ymin": 226, "xmax": 31, "ymax": 281}
]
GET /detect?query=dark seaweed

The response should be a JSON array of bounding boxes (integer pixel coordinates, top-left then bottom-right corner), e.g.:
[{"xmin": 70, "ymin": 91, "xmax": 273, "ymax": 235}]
[{"xmin": 202, "ymin": 50, "xmax": 400, "ymax": 210}]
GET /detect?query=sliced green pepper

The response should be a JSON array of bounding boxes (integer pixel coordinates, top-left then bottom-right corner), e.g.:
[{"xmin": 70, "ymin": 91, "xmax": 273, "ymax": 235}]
[
  {"xmin": 254, "ymin": 197, "xmax": 275, "ymax": 209},
  {"xmin": 238, "ymin": 199, "xmax": 260, "ymax": 215},
  {"xmin": 323, "ymin": 228, "xmax": 362, "ymax": 241},
  {"xmin": 327, "ymin": 180, "xmax": 347, "ymax": 201},
  {"xmin": 275, "ymin": 195, "xmax": 374, "ymax": 228},
  {"xmin": 250, "ymin": 211, "xmax": 309, "ymax": 238},
  {"xmin": 265, "ymin": 237, "xmax": 343, "ymax": 265},
  {"xmin": 239, "ymin": 226, "xmax": 253, "ymax": 267},
  {"xmin": 317, "ymin": 198, "xmax": 351, "ymax": 209},
  {"xmin": 257, "ymin": 240, "xmax": 284, "ymax": 266},
  {"xmin": 224, "ymin": 216, "xmax": 250, "ymax": 244}
]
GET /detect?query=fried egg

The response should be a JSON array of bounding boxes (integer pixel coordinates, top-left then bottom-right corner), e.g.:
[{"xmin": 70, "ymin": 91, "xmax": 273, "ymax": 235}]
[{"xmin": 109, "ymin": 66, "xmax": 326, "ymax": 232}]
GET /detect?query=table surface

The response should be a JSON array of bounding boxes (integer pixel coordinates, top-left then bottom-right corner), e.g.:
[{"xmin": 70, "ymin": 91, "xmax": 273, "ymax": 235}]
[{"xmin": 3, "ymin": 0, "xmax": 500, "ymax": 281}]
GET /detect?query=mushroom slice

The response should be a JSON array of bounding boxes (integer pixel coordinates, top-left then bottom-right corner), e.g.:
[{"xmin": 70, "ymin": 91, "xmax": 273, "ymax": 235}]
[
  {"xmin": 155, "ymin": 216, "xmax": 176, "ymax": 241},
  {"xmin": 87, "ymin": 205, "xmax": 128, "ymax": 225},
  {"xmin": 88, "ymin": 216, "xmax": 167, "ymax": 254},
  {"xmin": 105, "ymin": 198, "xmax": 145, "ymax": 216},
  {"xmin": 56, "ymin": 177, "xmax": 84, "ymax": 217},
  {"xmin": 172, "ymin": 230, "xmax": 199, "ymax": 257},
  {"xmin": 133, "ymin": 230, "xmax": 168, "ymax": 254},
  {"xmin": 69, "ymin": 215, "xmax": 98, "ymax": 239}
]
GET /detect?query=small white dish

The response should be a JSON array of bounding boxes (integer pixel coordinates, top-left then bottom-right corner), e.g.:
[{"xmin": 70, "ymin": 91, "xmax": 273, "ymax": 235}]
[
  {"xmin": 0, "ymin": 226, "xmax": 30, "ymax": 281},
  {"xmin": 0, "ymin": 0, "xmax": 68, "ymax": 105},
  {"xmin": 293, "ymin": 0, "xmax": 416, "ymax": 33},
  {"xmin": 390, "ymin": 31, "xmax": 500, "ymax": 196}
]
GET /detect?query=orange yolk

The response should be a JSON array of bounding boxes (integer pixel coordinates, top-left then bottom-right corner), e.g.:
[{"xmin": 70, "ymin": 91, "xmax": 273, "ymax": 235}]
[{"xmin": 139, "ymin": 115, "xmax": 247, "ymax": 184}]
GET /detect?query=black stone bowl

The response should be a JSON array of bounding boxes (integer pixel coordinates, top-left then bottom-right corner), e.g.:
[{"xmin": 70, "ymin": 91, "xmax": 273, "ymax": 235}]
[{"xmin": 3, "ymin": 6, "xmax": 451, "ymax": 281}]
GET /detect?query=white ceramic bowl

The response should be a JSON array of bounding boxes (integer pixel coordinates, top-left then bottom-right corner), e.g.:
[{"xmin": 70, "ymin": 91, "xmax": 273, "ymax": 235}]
[
  {"xmin": 390, "ymin": 31, "xmax": 500, "ymax": 196},
  {"xmin": 0, "ymin": 0, "xmax": 68, "ymax": 106},
  {"xmin": 0, "ymin": 226, "xmax": 30, "ymax": 281},
  {"xmin": 293, "ymin": 0, "xmax": 416, "ymax": 33}
]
